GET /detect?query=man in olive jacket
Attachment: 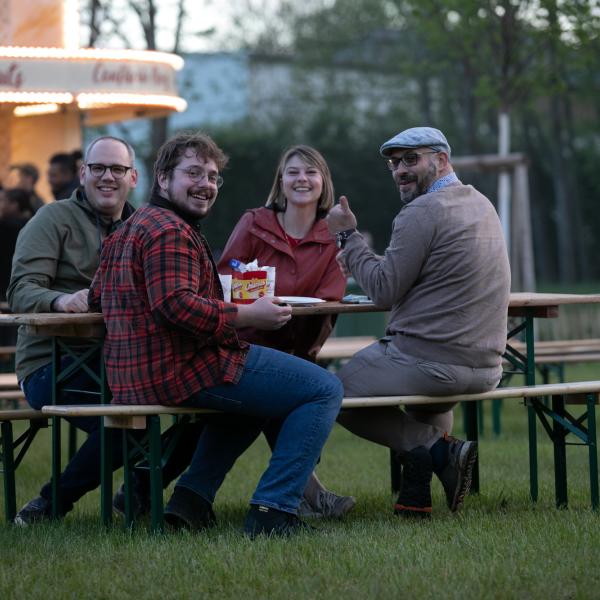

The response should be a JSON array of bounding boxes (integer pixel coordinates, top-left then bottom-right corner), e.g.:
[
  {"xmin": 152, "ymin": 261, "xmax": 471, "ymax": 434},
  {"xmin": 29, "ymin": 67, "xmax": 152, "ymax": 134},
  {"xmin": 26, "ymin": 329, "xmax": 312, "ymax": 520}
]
[{"xmin": 8, "ymin": 136, "xmax": 138, "ymax": 525}]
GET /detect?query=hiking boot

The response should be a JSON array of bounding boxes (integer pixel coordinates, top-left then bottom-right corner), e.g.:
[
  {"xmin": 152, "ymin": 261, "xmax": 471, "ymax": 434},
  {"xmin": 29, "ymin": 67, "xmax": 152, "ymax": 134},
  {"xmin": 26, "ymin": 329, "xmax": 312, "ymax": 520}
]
[
  {"xmin": 244, "ymin": 504, "xmax": 312, "ymax": 539},
  {"xmin": 112, "ymin": 472, "xmax": 151, "ymax": 519},
  {"xmin": 14, "ymin": 495, "xmax": 53, "ymax": 526},
  {"xmin": 164, "ymin": 486, "xmax": 216, "ymax": 532},
  {"xmin": 435, "ymin": 436, "xmax": 478, "ymax": 512},
  {"xmin": 393, "ymin": 446, "xmax": 433, "ymax": 519},
  {"xmin": 298, "ymin": 490, "xmax": 356, "ymax": 519}
]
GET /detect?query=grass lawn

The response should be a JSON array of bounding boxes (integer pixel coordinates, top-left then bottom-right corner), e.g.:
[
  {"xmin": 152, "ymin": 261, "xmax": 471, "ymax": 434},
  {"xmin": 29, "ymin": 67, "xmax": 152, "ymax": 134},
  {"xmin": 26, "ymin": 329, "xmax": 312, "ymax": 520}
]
[{"xmin": 1, "ymin": 364, "xmax": 600, "ymax": 599}]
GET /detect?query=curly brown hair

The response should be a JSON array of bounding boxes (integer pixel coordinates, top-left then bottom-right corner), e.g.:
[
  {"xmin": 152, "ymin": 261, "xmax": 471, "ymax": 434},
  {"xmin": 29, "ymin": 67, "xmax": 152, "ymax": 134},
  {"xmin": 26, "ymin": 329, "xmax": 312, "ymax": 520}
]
[{"xmin": 151, "ymin": 132, "xmax": 228, "ymax": 196}]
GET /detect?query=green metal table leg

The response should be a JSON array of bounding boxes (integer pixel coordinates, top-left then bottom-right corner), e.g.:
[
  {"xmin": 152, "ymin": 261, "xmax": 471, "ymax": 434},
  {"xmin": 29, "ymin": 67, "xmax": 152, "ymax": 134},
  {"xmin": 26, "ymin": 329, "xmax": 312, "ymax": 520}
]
[
  {"xmin": 50, "ymin": 337, "xmax": 62, "ymax": 519},
  {"xmin": 477, "ymin": 400, "xmax": 484, "ymax": 436},
  {"xmin": 100, "ymin": 420, "xmax": 113, "ymax": 527},
  {"xmin": 68, "ymin": 423, "xmax": 77, "ymax": 460},
  {"xmin": 122, "ymin": 429, "xmax": 133, "ymax": 529},
  {"xmin": 99, "ymin": 355, "xmax": 113, "ymax": 526},
  {"xmin": 492, "ymin": 399, "xmax": 502, "ymax": 437},
  {"xmin": 587, "ymin": 393, "xmax": 599, "ymax": 510},
  {"xmin": 1, "ymin": 421, "xmax": 16, "ymax": 523},
  {"xmin": 148, "ymin": 416, "xmax": 164, "ymax": 533},
  {"xmin": 50, "ymin": 415, "xmax": 61, "ymax": 519},
  {"xmin": 389, "ymin": 449, "xmax": 402, "ymax": 494},
  {"xmin": 525, "ymin": 313, "xmax": 538, "ymax": 503},
  {"xmin": 551, "ymin": 394, "xmax": 568, "ymax": 508},
  {"xmin": 464, "ymin": 401, "xmax": 479, "ymax": 493}
]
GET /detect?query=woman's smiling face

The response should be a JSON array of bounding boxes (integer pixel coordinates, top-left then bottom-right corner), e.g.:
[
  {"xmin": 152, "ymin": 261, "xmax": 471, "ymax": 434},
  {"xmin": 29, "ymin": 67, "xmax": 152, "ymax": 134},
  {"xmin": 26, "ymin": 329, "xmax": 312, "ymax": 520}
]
[{"xmin": 281, "ymin": 154, "xmax": 324, "ymax": 209}]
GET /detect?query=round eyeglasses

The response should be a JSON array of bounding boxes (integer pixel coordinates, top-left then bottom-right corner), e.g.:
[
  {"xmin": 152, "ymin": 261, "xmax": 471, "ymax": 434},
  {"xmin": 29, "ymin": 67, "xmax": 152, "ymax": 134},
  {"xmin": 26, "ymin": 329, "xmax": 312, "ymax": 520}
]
[
  {"xmin": 86, "ymin": 163, "xmax": 133, "ymax": 179},
  {"xmin": 174, "ymin": 167, "xmax": 224, "ymax": 188}
]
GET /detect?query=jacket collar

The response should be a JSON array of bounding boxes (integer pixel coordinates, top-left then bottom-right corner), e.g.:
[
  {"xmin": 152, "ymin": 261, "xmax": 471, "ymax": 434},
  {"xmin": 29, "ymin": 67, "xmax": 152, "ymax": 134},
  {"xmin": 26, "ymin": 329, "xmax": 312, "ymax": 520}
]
[
  {"xmin": 74, "ymin": 189, "xmax": 135, "ymax": 231},
  {"xmin": 254, "ymin": 207, "xmax": 333, "ymax": 245},
  {"xmin": 149, "ymin": 192, "xmax": 203, "ymax": 230}
]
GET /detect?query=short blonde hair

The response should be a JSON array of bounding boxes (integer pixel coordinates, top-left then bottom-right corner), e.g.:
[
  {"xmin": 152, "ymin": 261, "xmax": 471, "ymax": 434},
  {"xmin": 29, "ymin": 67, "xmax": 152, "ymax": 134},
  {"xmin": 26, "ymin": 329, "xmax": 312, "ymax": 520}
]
[{"xmin": 265, "ymin": 145, "xmax": 334, "ymax": 218}]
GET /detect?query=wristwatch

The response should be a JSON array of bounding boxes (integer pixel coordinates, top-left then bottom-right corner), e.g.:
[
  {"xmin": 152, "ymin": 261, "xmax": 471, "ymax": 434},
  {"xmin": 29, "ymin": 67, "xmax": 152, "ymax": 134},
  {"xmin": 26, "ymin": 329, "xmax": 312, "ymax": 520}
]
[{"xmin": 336, "ymin": 228, "xmax": 357, "ymax": 249}]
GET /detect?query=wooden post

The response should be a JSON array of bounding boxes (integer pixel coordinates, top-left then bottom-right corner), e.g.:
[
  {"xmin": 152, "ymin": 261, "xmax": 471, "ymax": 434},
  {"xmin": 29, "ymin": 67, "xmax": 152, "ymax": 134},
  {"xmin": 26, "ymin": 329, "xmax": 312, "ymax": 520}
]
[{"xmin": 514, "ymin": 163, "xmax": 536, "ymax": 291}]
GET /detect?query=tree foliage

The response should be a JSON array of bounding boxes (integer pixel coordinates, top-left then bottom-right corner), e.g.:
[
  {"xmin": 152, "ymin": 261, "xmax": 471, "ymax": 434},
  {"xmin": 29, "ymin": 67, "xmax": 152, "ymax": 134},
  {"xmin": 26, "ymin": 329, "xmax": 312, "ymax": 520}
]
[
  {"xmin": 220, "ymin": 0, "xmax": 600, "ymax": 284},
  {"xmin": 80, "ymin": 0, "xmax": 600, "ymax": 283},
  {"xmin": 81, "ymin": 0, "xmax": 216, "ymax": 177}
]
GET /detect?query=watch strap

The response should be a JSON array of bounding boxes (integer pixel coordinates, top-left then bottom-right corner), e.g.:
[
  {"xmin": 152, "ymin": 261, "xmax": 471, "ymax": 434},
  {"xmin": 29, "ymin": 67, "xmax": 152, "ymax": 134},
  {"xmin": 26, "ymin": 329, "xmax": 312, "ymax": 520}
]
[{"xmin": 336, "ymin": 228, "xmax": 357, "ymax": 249}]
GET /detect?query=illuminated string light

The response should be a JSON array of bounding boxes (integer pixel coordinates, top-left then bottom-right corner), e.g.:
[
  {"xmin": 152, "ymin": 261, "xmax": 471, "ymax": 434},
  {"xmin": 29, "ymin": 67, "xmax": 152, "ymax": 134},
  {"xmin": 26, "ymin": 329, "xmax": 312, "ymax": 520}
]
[
  {"xmin": 0, "ymin": 47, "xmax": 184, "ymax": 69},
  {"xmin": 77, "ymin": 93, "xmax": 187, "ymax": 112},
  {"xmin": 13, "ymin": 103, "xmax": 61, "ymax": 116},
  {"xmin": 0, "ymin": 92, "xmax": 74, "ymax": 103}
]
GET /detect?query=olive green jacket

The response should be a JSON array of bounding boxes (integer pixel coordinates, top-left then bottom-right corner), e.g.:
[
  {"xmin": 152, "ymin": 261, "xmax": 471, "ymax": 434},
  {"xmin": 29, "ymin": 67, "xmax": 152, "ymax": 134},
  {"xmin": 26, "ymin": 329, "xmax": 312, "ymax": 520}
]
[{"xmin": 8, "ymin": 189, "xmax": 133, "ymax": 382}]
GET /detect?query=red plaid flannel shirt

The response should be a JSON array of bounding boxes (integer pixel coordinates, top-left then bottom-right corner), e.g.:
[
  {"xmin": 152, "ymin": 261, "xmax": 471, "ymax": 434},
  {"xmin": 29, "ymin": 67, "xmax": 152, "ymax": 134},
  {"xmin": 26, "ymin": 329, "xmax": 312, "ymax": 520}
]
[{"xmin": 89, "ymin": 198, "xmax": 248, "ymax": 405}]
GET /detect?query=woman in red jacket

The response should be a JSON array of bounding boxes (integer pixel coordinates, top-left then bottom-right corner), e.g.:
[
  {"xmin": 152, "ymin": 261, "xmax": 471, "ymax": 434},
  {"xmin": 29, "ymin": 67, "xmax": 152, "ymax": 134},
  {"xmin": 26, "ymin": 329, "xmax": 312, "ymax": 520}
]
[{"xmin": 218, "ymin": 145, "xmax": 354, "ymax": 519}]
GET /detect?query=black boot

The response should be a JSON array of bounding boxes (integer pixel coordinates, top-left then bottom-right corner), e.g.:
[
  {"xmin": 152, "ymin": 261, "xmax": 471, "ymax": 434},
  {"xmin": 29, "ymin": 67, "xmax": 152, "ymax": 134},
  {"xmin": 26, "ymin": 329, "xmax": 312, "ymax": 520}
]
[
  {"xmin": 393, "ymin": 446, "xmax": 433, "ymax": 519},
  {"xmin": 164, "ymin": 486, "xmax": 216, "ymax": 531},
  {"xmin": 244, "ymin": 504, "xmax": 312, "ymax": 539}
]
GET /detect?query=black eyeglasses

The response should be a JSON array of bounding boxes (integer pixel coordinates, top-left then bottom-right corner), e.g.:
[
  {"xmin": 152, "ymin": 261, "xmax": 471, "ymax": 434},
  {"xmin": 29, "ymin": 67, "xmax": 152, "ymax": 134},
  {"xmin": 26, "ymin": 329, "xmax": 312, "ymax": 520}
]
[
  {"xmin": 87, "ymin": 163, "xmax": 133, "ymax": 179},
  {"xmin": 386, "ymin": 150, "xmax": 439, "ymax": 171},
  {"xmin": 174, "ymin": 167, "xmax": 224, "ymax": 188}
]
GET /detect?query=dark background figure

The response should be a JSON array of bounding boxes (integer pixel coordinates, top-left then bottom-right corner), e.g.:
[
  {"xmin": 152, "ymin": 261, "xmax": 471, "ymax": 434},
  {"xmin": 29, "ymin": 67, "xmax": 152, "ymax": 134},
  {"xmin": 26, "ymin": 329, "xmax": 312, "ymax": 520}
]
[
  {"xmin": 0, "ymin": 187, "xmax": 31, "ymax": 301},
  {"xmin": 9, "ymin": 163, "xmax": 45, "ymax": 213},
  {"xmin": 47, "ymin": 152, "xmax": 81, "ymax": 200},
  {"xmin": 0, "ymin": 187, "xmax": 31, "ymax": 346},
  {"xmin": 71, "ymin": 149, "xmax": 83, "ymax": 171}
]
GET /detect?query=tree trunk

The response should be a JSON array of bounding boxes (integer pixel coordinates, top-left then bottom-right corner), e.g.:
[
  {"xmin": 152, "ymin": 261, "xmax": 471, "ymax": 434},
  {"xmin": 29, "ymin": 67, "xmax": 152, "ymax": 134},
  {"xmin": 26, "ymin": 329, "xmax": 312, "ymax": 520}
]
[
  {"xmin": 144, "ymin": 117, "xmax": 169, "ymax": 182},
  {"xmin": 546, "ymin": 0, "xmax": 576, "ymax": 283},
  {"xmin": 497, "ymin": 111, "xmax": 511, "ymax": 257},
  {"xmin": 549, "ymin": 95, "xmax": 576, "ymax": 283}
]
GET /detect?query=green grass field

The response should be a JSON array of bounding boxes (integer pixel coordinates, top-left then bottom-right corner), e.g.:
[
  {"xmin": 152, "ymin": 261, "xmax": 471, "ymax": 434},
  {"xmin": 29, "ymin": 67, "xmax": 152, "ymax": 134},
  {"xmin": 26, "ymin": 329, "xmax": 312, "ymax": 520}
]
[{"xmin": 1, "ymin": 365, "xmax": 600, "ymax": 599}]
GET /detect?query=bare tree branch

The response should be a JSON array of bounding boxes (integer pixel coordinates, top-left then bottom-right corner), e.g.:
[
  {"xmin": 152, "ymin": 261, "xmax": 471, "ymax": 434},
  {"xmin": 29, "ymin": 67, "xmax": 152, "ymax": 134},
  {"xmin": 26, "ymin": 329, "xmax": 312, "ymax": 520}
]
[
  {"xmin": 172, "ymin": 0, "xmax": 186, "ymax": 54},
  {"xmin": 86, "ymin": 0, "xmax": 104, "ymax": 47}
]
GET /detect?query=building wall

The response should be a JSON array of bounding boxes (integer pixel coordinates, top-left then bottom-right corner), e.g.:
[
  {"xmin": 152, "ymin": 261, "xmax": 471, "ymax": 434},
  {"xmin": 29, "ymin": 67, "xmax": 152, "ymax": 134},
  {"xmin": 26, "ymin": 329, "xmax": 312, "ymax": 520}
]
[{"xmin": 95, "ymin": 50, "xmax": 405, "ymax": 198}]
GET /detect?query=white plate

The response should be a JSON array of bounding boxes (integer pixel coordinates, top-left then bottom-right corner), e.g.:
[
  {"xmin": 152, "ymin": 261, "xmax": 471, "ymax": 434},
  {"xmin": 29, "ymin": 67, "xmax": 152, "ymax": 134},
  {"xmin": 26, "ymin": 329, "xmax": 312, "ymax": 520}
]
[{"xmin": 277, "ymin": 296, "xmax": 326, "ymax": 305}]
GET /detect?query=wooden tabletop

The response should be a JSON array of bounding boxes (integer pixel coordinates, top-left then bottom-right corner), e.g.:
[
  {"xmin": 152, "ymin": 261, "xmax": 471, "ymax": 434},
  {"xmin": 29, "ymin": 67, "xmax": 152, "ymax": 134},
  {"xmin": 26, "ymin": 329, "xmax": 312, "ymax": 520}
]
[
  {"xmin": 0, "ymin": 312, "xmax": 105, "ymax": 337},
  {"xmin": 317, "ymin": 336, "xmax": 377, "ymax": 360},
  {"xmin": 508, "ymin": 293, "xmax": 600, "ymax": 306},
  {"xmin": 2, "ymin": 292, "xmax": 600, "ymax": 336}
]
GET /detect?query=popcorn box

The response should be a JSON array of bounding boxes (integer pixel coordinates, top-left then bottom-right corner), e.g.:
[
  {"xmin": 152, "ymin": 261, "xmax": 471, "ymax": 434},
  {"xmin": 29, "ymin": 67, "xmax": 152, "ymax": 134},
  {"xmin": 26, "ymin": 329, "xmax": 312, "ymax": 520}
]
[
  {"xmin": 218, "ymin": 274, "xmax": 232, "ymax": 302},
  {"xmin": 231, "ymin": 270, "xmax": 268, "ymax": 304},
  {"xmin": 264, "ymin": 266, "xmax": 276, "ymax": 297}
]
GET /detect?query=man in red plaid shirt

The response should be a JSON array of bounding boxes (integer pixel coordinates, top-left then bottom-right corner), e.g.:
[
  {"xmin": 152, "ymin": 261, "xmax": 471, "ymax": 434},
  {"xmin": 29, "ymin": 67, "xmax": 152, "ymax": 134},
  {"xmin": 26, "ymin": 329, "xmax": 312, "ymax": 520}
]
[{"xmin": 89, "ymin": 132, "xmax": 343, "ymax": 537}]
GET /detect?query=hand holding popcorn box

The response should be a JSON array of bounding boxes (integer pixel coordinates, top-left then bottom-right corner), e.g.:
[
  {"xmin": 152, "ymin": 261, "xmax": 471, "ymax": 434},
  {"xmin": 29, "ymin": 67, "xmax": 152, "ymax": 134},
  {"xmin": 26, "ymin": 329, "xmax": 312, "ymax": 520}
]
[{"xmin": 230, "ymin": 259, "xmax": 276, "ymax": 304}]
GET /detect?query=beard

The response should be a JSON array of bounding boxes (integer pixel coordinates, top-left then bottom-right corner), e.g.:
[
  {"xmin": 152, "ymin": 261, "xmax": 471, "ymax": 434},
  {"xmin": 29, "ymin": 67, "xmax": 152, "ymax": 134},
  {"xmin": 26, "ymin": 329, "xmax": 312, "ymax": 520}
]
[
  {"xmin": 166, "ymin": 181, "xmax": 215, "ymax": 219},
  {"xmin": 397, "ymin": 162, "xmax": 438, "ymax": 205}
]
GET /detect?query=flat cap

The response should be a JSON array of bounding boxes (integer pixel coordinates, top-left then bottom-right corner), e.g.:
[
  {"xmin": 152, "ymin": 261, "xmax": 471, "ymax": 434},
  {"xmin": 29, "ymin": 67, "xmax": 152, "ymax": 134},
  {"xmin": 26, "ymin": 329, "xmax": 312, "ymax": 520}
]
[{"xmin": 380, "ymin": 126, "xmax": 451, "ymax": 158}]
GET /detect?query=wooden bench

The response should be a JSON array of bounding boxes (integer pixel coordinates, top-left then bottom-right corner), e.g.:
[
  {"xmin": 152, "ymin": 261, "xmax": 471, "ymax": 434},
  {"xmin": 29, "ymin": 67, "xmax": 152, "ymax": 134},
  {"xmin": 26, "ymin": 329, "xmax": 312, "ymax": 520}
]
[
  {"xmin": 0, "ymin": 375, "xmax": 24, "ymax": 408},
  {"xmin": 0, "ymin": 409, "xmax": 48, "ymax": 522},
  {"xmin": 508, "ymin": 338, "xmax": 600, "ymax": 380},
  {"xmin": 0, "ymin": 390, "xmax": 25, "ymax": 402},
  {"xmin": 0, "ymin": 374, "xmax": 18, "ymax": 390},
  {"xmin": 317, "ymin": 336, "xmax": 376, "ymax": 363},
  {"xmin": 38, "ymin": 380, "xmax": 600, "ymax": 532},
  {"xmin": 319, "ymin": 337, "xmax": 600, "ymax": 374}
]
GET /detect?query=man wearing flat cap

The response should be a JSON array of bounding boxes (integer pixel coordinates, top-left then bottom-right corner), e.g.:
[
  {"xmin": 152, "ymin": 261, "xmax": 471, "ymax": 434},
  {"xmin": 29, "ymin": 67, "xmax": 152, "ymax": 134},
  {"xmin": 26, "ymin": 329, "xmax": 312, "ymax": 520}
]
[{"xmin": 328, "ymin": 126, "xmax": 510, "ymax": 518}]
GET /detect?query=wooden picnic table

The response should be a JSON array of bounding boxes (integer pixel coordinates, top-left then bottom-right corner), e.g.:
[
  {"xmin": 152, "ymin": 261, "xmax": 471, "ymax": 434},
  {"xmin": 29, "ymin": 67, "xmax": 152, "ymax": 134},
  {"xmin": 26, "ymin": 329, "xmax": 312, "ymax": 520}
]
[
  {"xmin": 2, "ymin": 291, "xmax": 600, "ymax": 509},
  {"xmin": 3, "ymin": 291, "xmax": 600, "ymax": 327}
]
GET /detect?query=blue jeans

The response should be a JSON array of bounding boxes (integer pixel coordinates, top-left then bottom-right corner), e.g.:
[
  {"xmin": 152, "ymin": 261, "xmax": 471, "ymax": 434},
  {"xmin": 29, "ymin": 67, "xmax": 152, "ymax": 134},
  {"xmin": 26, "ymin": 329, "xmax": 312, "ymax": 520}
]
[
  {"xmin": 24, "ymin": 358, "xmax": 131, "ymax": 512},
  {"xmin": 177, "ymin": 344, "xmax": 343, "ymax": 514}
]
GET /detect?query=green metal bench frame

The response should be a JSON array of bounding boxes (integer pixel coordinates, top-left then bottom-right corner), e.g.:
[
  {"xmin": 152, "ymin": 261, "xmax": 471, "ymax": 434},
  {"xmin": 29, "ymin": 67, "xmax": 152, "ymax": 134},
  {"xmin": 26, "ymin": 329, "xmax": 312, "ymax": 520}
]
[{"xmin": 0, "ymin": 410, "xmax": 48, "ymax": 522}]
